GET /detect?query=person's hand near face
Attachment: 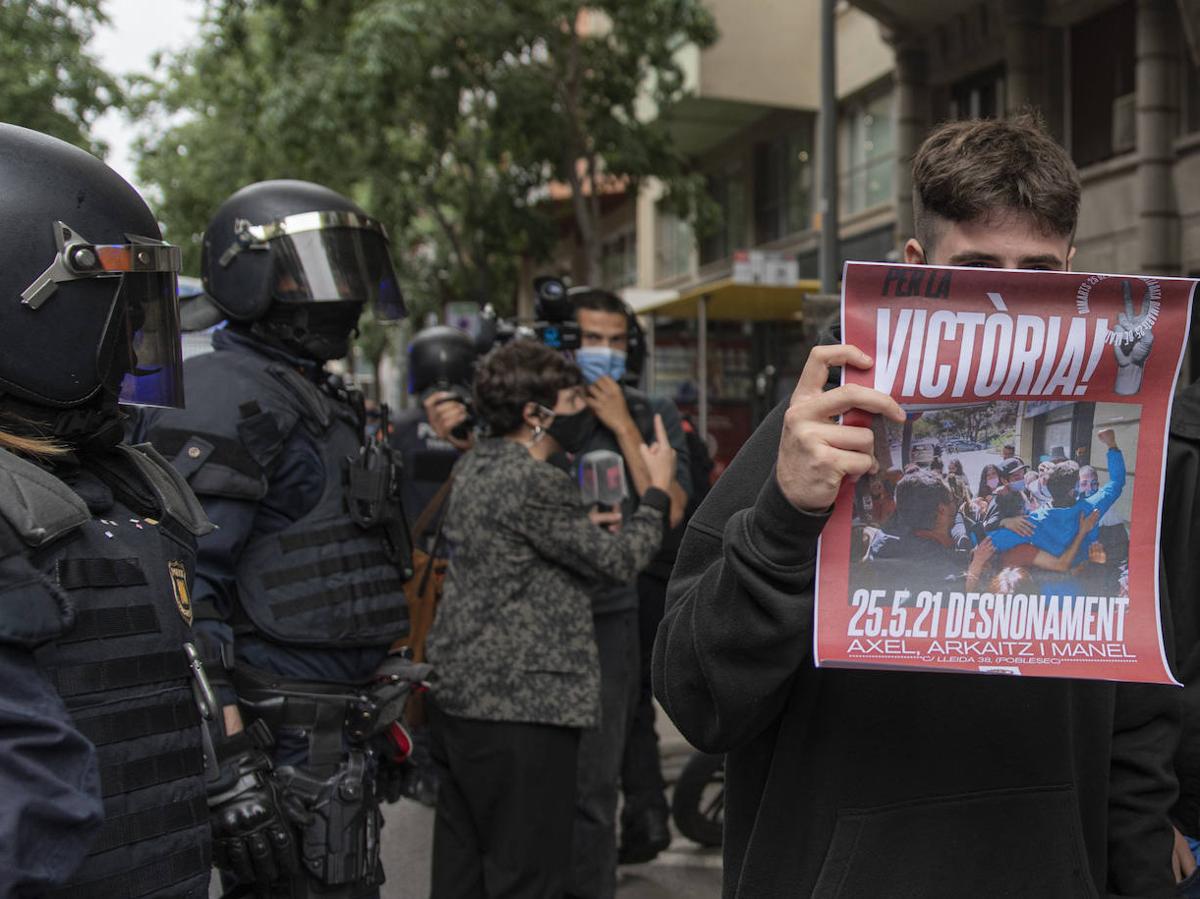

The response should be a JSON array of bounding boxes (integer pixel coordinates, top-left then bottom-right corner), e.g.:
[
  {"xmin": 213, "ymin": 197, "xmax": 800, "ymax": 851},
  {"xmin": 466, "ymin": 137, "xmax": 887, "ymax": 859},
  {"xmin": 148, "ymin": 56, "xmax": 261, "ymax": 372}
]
[
  {"xmin": 422, "ymin": 390, "xmax": 474, "ymax": 451},
  {"xmin": 776, "ymin": 345, "xmax": 904, "ymax": 513}
]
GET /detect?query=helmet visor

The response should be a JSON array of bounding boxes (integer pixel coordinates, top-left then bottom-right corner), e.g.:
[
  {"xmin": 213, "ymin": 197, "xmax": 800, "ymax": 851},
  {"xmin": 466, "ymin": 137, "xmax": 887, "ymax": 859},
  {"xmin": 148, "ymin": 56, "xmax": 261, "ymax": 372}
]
[
  {"xmin": 116, "ymin": 269, "xmax": 186, "ymax": 408},
  {"xmin": 271, "ymin": 227, "xmax": 406, "ymax": 320}
]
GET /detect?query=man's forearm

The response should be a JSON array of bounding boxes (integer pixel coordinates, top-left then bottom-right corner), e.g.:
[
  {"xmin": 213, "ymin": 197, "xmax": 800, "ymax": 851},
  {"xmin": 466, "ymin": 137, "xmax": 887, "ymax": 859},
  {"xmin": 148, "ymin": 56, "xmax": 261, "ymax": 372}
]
[
  {"xmin": 615, "ymin": 421, "xmax": 685, "ymax": 525},
  {"xmin": 667, "ymin": 481, "xmax": 687, "ymax": 528},
  {"xmin": 614, "ymin": 421, "xmax": 652, "ymax": 496}
]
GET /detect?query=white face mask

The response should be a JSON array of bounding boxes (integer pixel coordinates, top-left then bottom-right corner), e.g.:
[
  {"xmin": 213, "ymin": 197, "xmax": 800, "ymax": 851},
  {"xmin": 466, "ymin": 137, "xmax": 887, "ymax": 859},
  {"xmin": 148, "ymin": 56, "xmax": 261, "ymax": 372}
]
[{"xmin": 986, "ymin": 477, "xmax": 1000, "ymax": 490}]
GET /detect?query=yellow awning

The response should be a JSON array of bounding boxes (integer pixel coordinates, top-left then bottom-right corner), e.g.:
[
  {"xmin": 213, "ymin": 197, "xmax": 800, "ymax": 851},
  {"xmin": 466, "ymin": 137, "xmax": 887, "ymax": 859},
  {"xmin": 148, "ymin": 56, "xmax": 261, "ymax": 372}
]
[{"xmin": 625, "ymin": 277, "xmax": 822, "ymax": 321}]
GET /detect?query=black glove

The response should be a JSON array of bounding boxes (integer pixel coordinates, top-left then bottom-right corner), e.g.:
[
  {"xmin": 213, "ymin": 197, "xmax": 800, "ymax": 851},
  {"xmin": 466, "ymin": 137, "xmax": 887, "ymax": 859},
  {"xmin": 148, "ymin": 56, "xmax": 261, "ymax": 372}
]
[{"xmin": 209, "ymin": 735, "xmax": 298, "ymax": 887}]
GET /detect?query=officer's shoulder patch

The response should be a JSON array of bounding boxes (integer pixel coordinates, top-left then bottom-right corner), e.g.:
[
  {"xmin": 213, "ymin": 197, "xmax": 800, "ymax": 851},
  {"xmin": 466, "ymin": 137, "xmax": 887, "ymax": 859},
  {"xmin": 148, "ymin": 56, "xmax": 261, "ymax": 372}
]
[{"xmin": 168, "ymin": 560, "xmax": 192, "ymax": 625}]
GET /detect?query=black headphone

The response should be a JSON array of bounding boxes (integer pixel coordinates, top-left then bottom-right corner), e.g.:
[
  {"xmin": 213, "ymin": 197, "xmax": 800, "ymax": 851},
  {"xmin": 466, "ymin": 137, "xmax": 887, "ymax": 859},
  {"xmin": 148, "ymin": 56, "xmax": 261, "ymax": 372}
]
[{"xmin": 563, "ymin": 284, "xmax": 646, "ymax": 385}]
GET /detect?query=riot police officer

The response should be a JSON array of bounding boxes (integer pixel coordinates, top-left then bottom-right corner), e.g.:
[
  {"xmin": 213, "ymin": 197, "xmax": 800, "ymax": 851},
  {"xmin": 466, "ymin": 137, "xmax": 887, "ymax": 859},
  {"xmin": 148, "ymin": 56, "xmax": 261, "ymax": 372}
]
[
  {"xmin": 391, "ymin": 325, "xmax": 477, "ymax": 547},
  {"xmin": 139, "ymin": 179, "xmax": 418, "ymax": 898},
  {"xmin": 0, "ymin": 123, "xmax": 214, "ymax": 896}
]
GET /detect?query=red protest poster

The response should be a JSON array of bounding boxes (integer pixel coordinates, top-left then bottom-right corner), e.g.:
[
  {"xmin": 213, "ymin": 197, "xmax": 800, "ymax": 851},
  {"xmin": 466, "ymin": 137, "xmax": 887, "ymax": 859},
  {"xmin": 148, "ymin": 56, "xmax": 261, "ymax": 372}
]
[{"xmin": 814, "ymin": 262, "xmax": 1196, "ymax": 684}]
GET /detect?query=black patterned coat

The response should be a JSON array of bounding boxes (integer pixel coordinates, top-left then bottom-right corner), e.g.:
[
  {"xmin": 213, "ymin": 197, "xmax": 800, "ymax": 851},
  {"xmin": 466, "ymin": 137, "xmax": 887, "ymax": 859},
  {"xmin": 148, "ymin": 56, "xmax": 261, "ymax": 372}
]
[{"xmin": 427, "ymin": 438, "xmax": 667, "ymax": 728}]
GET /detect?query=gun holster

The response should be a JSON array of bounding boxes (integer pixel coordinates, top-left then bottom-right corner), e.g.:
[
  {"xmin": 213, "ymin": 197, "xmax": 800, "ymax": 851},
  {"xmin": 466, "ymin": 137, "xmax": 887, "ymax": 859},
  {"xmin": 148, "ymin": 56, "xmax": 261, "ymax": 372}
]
[{"xmin": 275, "ymin": 750, "xmax": 382, "ymax": 888}]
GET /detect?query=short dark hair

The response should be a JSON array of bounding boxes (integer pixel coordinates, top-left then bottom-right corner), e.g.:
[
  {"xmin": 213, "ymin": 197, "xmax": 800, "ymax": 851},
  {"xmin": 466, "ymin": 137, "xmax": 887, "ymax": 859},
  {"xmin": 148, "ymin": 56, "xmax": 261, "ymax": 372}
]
[
  {"xmin": 571, "ymin": 288, "xmax": 629, "ymax": 319},
  {"xmin": 893, "ymin": 469, "xmax": 952, "ymax": 532},
  {"xmin": 1047, "ymin": 460, "xmax": 1082, "ymax": 506},
  {"xmin": 912, "ymin": 115, "xmax": 1081, "ymax": 251},
  {"xmin": 473, "ymin": 339, "xmax": 582, "ymax": 437}
]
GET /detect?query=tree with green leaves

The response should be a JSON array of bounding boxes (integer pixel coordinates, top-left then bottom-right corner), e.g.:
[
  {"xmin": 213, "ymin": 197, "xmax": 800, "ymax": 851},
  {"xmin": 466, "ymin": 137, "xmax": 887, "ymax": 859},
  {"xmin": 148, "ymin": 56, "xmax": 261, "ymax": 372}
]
[
  {"xmin": 475, "ymin": 1, "xmax": 718, "ymax": 285},
  {"xmin": 134, "ymin": 0, "xmax": 718, "ymax": 313},
  {"xmin": 133, "ymin": 0, "xmax": 555, "ymax": 319},
  {"xmin": 0, "ymin": 0, "xmax": 122, "ymax": 155}
]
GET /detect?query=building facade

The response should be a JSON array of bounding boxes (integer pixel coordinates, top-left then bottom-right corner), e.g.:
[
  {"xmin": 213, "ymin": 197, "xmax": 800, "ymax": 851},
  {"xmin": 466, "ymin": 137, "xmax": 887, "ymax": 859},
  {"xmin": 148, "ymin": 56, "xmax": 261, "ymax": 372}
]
[{"xmin": 532, "ymin": 0, "xmax": 1200, "ymax": 461}]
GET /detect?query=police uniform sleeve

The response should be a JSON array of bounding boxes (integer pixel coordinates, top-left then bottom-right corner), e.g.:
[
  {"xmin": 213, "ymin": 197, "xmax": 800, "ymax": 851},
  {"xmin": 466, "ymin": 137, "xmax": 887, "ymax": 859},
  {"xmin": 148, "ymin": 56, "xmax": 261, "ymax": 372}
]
[{"xmin": 0, "ymin": 549, "xmax": 103, "ymax": 896}]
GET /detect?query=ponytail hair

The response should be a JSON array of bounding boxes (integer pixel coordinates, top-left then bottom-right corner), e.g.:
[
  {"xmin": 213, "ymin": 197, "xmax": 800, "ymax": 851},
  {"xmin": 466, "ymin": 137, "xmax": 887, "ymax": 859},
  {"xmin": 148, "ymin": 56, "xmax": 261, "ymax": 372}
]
[{"xmin": 0, "ymin": 413, "xmax": 67, "ymax": 457}]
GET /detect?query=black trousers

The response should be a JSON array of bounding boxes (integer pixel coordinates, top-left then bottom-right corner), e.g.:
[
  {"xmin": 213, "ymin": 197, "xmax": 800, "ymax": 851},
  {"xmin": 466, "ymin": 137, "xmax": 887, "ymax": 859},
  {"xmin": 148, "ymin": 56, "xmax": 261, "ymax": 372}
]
[
  {"xmin": 568, "ymin": 608, "xmax": 639, "ymax": 899},
  {"xmin": 429, "ymin": 703, "xmax": 580, "ymax": 899},
  {"xmin": 620, "ymin": 573, "xmax": 670, "ymax": 821}
]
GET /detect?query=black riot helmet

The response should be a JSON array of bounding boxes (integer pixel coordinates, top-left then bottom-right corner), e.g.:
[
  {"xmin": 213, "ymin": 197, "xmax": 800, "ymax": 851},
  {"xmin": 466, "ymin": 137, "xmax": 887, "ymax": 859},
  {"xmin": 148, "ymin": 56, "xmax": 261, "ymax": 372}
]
[
  {"xmin": 202, "ymin": 179, "xmax": 406, "ymax": 361},
  {"xmin": 408, "ymin": 326, "xmax": 477, "ymax": 396},
  {"xmin": 0, "ymin": 124, "xmax": 185, "ymax": 425}
]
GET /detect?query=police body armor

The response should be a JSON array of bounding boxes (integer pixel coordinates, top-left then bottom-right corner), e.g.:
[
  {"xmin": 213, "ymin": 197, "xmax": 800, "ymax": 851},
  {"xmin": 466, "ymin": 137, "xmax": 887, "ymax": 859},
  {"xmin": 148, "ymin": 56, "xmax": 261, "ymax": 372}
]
[
  {"xmin": 0, "ymin": 443, "xmax": 214, "ymax": 899},
  {"xmin": 147, "ymin": 344, "xmax": 412, "ymax": 648}
]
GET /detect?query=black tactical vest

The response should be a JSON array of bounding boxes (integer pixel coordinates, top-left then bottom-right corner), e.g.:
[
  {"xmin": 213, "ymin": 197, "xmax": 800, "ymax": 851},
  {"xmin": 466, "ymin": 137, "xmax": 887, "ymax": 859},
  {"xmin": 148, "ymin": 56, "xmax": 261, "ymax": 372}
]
[
  {"xmin": 147, "ymin": 344, "xmax": 410, "ymax": 648},
  {"xmin": 0, "ymin": 444, "xmax": 214, "ymax": 899}
]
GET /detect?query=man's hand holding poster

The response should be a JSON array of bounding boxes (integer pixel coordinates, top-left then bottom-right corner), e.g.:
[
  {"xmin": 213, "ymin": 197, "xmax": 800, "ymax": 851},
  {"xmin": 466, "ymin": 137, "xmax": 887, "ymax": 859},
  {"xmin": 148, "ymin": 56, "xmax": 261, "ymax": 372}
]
[{"xmin": 814, "ymin": 262, "xmax": 1197, "ymax": 684}]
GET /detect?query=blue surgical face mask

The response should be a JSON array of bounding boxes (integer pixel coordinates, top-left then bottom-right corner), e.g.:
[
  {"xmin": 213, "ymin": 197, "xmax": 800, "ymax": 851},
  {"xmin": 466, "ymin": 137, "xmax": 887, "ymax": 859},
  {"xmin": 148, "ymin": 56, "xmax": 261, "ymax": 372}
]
[{"xmin": 575, "ymin": 346, "xmax": 627, "ymax": 384}]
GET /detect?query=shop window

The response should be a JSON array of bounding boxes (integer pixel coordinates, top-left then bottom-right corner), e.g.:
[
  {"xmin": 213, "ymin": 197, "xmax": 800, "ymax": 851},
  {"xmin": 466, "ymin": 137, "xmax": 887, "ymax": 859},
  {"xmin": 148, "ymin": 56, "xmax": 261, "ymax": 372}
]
[
  {"xmin": 753, "ymin": 121, "xmax": 815, "ymax": 244},
  {"xmin": 949, "ymin": 66, "xmax": 1006, "ymax": 120},
  {"xmin": 1070, "ymin": 1, "xmax": 1136, "ymax": 167},
  {"xmin": 699, "ymin": 167, "xmax": 747, "ymax": 266},
  {"xmin": 840, "ymin": 84, "xmax": 895, "ymax": 217},
  {"xmin": 1029, "ymin": 402, "xmax": 1095, "ymax": 463}
]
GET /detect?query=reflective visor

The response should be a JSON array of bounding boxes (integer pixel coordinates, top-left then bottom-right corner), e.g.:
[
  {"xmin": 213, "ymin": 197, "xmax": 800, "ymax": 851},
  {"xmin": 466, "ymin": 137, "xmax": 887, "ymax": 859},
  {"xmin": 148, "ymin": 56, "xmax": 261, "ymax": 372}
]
[
  {"xmin": 117, "ymin": 269, "xmax": 185, "ymax": 408},
  {"xmin": 22, "ymin": 221, "xmax": 182, "ymax": 310},
  {"xmin": 19, "ymin": 221, "xmax": 187, "ymax": 408},
  {"xmin": 271, "ymin": 226, "xmax": 406, "ymax": 320}
]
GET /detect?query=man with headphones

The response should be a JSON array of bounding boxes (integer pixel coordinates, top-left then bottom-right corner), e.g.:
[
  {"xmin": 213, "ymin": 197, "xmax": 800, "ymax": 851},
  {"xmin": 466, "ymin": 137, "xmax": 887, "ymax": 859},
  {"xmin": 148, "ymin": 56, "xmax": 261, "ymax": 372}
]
[{"xmin": 566, "ymin": 288, "xmax": 691, "ymax": 898}]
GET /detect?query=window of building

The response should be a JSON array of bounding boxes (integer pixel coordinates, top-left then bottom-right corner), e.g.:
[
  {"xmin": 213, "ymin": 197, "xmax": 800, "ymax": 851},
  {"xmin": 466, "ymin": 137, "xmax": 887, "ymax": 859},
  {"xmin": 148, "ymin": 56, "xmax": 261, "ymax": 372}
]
[
  {"xmin": 840, "ymin": 85, "xmax": 895, "ymax": 217},
  {"xmin": 655, "ymin": 204, "xmax": 693, "ymax": 282},
  {"xmin": 1029, "ymin": 401, "xmax": 1095, "ymax": 464},
  {"xmin": 600, "ymin": 229, "xmax": 636, "ymax": 289},
  {"xmin": 950, "ymin": 66, "xmax": 1006, "ymax": 120},
  {"xmin": 1069, "ymin": 1, "xmax": 1136, "ymax": 167},
  {"xmin": 699, "ymin": 166, "xmax": 747, "ymax": 266},
  {"xmin": 753, "ymin": 122, "xmax": 815, "ymax": 244}
]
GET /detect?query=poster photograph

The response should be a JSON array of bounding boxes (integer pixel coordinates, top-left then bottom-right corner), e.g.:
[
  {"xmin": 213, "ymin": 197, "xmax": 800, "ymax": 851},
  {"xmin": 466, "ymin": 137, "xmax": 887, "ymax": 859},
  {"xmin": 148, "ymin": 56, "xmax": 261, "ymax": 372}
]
[{"xmin": 814, "ymin": 262, "xmax": 1197, "ymax": 684}]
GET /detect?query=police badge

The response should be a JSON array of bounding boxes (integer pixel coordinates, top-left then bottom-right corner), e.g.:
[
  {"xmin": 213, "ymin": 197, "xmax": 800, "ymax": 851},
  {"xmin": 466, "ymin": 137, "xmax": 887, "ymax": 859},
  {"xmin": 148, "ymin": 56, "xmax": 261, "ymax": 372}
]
[{"xmin": 168, "ymin": 560, "xmax": 193, "ymax": 625}]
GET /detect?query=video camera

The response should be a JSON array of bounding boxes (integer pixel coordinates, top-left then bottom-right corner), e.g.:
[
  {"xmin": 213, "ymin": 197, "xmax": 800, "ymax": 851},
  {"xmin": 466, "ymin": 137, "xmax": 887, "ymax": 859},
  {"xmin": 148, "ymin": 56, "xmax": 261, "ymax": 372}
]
[
  {"xmin": 529, "ymin": 276, "xmax": 583, "ymax": 351},
  {"xmin": 408, "ymin": 325, "xmax": 478, "ymax": 441},
  {"xmin": 474, "ymin": 276, "xmax": 646, "ymax": 380},
  {"xmin": 474, "ymin": 276, "xmax": 582, "ymax": 354}
]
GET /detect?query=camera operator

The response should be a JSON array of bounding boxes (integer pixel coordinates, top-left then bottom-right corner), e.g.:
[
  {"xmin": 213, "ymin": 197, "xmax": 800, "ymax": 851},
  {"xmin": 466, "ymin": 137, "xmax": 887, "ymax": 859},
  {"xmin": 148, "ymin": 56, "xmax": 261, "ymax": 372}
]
[
  {"xmin": 426, "ymin": 339, "xmax": 675, "ymax": 898},
  {"xmin": 567, "ymin": 288, "xmax": 692, "ymax": 894},
  {"xmin": 392, "ymin": 325, "xmax": 477, "ymax": 549}
]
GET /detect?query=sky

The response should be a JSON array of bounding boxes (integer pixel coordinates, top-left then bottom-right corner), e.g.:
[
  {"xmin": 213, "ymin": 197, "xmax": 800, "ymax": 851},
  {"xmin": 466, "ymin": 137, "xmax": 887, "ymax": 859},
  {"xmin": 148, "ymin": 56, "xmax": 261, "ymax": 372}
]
[{"xmin": 91, "ymin": 0, "xmax": 202, "ymax": 191}]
